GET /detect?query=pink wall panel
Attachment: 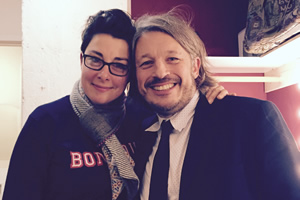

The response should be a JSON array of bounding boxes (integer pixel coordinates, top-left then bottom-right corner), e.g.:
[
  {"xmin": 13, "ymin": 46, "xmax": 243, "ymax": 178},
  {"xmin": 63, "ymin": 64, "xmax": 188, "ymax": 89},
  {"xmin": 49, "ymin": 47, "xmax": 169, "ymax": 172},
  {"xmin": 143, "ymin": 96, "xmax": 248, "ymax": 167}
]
[
  {"xmin": 267, "ymin": 84, "xmax": 300, "ymax": 147},
  {"xmin": 220, "ymin": 82, "xmax": 266, "ymax": 100},
  {"xmin": 216, "ymin": 73, "xmax": 267, "ymax": 100}
]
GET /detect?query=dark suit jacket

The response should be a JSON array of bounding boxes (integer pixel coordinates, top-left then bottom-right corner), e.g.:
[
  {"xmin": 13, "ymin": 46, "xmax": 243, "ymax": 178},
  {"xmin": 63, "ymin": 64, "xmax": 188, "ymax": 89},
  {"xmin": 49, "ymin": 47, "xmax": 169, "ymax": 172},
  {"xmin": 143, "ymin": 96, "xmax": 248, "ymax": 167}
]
[{"xmin": 134, "ymin": 93, "xmax": 300, "ymax": 200}]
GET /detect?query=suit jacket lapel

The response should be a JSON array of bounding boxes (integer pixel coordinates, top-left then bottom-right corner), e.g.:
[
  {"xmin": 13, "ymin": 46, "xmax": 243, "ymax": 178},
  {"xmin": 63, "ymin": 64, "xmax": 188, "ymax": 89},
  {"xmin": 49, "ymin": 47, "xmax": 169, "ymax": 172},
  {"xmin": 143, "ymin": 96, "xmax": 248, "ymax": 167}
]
[
  {"xmin": 134, "ymin": 115, "xmax": 158, "ymax": 182},
  {"xmin": 179, "ymin": 92, "xmax": 217, "ymax": 199}
]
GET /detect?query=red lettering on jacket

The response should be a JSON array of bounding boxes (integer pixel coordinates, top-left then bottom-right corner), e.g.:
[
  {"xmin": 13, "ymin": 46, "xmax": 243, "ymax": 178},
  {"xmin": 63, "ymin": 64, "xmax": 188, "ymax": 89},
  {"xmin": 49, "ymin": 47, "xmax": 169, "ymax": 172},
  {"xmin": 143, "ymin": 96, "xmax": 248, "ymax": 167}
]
[
  {"xmin": 70, "ymin": 152, "xmax": 84, "ymax": 168},
  {"xmin": 70, "ymin": 151, "xmax": 105, "ymax": 169},
  {"xmin": 83, "ymin": 152, "xmax": 96, "ymax": 167},
  {"xmin": 128, "ymin": 142, "xmax": 136, "ymax": 154},
  {"xmin": 94, "ymin": 152, "xmax": 105, "ymax": 166}
]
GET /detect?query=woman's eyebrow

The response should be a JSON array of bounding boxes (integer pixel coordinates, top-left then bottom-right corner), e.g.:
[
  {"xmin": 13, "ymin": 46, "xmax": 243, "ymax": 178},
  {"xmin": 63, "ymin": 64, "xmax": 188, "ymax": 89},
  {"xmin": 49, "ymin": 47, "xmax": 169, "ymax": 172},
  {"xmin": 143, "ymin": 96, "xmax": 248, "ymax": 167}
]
[
  {"xmin": 87, "ymin": 50, "xmax": 103, "ymax": 58},
  {"xmin": 89, "ymin": 51, "xmax": 128, "ymax": 62}
]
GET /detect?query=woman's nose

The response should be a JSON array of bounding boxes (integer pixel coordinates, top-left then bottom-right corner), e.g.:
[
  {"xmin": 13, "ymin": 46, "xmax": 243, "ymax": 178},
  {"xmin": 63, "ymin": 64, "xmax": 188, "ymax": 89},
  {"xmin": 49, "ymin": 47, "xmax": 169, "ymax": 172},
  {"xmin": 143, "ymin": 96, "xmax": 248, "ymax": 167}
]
[{"xmin": 97, "ymin": 64, "xmax": 110, "ymax": 79}]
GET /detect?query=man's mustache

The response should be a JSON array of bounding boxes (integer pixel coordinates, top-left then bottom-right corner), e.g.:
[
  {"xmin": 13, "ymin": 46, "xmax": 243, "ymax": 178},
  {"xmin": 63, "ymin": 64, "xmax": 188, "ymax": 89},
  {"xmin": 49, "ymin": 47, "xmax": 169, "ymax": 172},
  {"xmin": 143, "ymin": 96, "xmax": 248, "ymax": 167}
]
[{"xmin": 144, "ymin": 76, "xmax": 179, "ymax": 88}]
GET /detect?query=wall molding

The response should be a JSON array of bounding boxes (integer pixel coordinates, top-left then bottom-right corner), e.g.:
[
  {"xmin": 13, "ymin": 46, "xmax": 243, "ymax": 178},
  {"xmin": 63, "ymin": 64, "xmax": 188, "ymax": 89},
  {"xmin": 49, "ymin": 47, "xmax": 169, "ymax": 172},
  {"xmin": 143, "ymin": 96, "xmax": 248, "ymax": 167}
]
[{"xmin": 0, "ymin": 41, "xmax": 21, "ymax": 46}]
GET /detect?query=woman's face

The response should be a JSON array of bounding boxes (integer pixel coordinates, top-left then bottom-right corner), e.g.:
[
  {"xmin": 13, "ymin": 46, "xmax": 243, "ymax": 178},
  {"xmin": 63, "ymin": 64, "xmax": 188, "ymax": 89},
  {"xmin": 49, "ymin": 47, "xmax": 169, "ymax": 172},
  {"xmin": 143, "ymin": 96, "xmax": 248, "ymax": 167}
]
[{"xmin": 81, "ymin": 33, "xmax": 129, "ymax": 105}]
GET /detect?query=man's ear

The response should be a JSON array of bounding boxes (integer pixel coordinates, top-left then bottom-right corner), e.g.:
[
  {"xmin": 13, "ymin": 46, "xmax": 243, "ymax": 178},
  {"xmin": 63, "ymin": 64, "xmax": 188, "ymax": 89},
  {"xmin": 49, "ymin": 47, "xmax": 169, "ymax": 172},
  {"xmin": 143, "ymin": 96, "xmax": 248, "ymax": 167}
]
[{"xmin": 192, "ymin": 57, "xmax": 201, "ymax": 79}]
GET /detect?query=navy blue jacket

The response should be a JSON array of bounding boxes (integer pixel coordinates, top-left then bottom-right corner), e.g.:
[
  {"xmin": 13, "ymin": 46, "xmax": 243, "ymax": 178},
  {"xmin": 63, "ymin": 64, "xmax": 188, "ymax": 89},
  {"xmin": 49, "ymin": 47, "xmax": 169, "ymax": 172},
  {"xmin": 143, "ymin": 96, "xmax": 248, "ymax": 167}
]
[
  {"xmin": 3, "ymin": 96, "xmax": 141, "ymax": 200},
  {"xmin": 135, "ymin": 93, "xmax": 300, "ymax": 200}
]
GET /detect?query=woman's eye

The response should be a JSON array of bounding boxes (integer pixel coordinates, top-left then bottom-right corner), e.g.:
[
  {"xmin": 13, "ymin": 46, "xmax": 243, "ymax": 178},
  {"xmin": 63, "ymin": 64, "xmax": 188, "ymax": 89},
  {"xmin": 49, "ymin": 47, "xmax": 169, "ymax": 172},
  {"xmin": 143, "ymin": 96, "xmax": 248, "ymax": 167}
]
[
  {"xmin": 91, "ymin": 57, "xmax": 101, "ymax": 63},
  {"xmin": 112, "ymin": 63, "xmax": 128, "ymax": 71}
]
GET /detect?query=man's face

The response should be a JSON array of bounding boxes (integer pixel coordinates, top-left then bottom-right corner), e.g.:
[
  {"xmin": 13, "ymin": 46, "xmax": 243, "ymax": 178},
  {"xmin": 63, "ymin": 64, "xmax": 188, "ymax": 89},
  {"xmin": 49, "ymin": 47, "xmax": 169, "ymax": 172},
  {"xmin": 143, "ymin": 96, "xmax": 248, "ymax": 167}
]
[{"xmin": 135, "ymin": 31, "xmax": 200, "ymax": 117}]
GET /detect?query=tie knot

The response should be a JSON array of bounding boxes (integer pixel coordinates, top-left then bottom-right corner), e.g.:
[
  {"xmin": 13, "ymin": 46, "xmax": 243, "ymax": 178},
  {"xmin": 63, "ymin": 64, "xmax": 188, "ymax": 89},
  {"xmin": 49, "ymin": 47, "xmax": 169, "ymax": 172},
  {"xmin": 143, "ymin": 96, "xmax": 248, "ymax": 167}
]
[{"xmin": 161, "ymin": 120, "xmax": 173, "ymax": 136}]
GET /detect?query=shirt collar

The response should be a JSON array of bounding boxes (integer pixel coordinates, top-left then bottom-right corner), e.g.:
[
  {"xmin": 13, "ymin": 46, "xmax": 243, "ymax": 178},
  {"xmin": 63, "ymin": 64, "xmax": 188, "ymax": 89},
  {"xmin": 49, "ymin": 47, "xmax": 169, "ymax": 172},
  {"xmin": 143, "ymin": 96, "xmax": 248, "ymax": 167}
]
[{"xmin": 146, "ymin": 91, "xmax": 200, "ymax": 132}]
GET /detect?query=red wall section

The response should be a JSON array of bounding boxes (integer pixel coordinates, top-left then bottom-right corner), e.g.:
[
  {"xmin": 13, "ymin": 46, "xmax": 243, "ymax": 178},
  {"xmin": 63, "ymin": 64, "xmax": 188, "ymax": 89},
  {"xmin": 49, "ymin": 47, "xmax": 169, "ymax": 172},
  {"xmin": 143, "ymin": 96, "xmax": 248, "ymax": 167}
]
[
  {"xmin": 267, "ymin": 84, "xmax": 300, "ymax": 147},
  {"xmin": 215, "ymin": 73, "xmax": 267, "ymax": 100},
  {"xmin": 220, "ymin": 82, "xmax": 266, "ymax": 99},
  {"xmin": 131, "ymin": 0, "xmax": 249, "ymax": 56}
]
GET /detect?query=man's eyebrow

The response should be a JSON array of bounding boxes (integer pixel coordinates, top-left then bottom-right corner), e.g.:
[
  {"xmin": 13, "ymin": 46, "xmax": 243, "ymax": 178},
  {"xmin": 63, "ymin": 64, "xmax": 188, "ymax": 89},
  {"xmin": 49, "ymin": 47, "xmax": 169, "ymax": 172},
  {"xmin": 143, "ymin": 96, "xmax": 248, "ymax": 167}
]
[
  {"xmin": 166, "ymin": 50, "xmax": 179, "ymax": 54},
  {"xmin": 138, "ymin": 50, "xmax": 179, "ymax": 58},
  {"xmin": 138, "ymin": 53, "xmax": 152, "ymax": 59}
]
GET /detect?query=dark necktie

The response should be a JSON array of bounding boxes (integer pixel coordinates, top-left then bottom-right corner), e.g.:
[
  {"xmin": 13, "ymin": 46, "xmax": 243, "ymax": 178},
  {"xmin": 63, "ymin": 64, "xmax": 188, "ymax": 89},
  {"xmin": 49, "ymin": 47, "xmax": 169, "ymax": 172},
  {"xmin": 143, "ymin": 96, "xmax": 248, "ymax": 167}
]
[{"xmin": 149, "ymin": 120, "xmax": 173, "ymax": 200}]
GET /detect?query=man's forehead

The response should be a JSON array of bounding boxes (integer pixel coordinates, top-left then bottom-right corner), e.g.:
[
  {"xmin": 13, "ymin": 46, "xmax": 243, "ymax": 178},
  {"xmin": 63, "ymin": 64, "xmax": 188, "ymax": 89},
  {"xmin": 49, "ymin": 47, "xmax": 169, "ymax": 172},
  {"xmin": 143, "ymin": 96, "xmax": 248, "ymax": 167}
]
[{"xmin": 135, "ymin": 32, "xmax": 184, "ymax": 54}]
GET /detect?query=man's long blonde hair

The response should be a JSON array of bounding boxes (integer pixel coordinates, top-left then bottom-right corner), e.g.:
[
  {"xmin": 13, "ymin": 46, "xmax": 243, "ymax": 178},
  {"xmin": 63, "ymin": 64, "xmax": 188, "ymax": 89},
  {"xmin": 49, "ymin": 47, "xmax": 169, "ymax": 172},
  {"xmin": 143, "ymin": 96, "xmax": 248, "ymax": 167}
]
[{"xmin": 132, "ymin": 5, "xmax": 217, "ymax": 94}]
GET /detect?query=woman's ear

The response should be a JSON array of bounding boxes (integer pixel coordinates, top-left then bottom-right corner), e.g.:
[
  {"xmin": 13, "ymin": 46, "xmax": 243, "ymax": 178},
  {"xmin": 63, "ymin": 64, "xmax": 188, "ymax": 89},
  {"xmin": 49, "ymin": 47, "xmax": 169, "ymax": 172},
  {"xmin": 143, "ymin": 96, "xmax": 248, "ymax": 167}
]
[
  {"xmin": 192, "ymin": 57, "xmax": 201, "ymax": 79},
  {"xmin": 80, "ymin": 53, "xmax": 84, "ymax": 70},
  {"xmin": 80, "ymin": 53, "xmax": 83, "ymax": 63}
]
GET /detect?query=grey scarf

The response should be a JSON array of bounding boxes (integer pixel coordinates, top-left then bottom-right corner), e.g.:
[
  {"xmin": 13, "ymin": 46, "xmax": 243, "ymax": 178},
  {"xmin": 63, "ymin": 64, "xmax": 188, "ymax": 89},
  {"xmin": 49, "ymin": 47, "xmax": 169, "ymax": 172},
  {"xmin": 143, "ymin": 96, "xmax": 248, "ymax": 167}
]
[{"xmin": 70, "ymin": 80, "xmax": 139, "ymax": 200}]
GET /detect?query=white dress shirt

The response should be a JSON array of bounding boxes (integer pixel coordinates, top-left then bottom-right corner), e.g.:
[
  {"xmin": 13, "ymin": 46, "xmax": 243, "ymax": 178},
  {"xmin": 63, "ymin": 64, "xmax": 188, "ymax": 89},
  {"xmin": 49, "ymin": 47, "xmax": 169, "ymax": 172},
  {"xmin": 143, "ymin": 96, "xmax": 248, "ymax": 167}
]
[{"xmin": 140, "ymin": 91, "xmax": 200, "ymax": 200}]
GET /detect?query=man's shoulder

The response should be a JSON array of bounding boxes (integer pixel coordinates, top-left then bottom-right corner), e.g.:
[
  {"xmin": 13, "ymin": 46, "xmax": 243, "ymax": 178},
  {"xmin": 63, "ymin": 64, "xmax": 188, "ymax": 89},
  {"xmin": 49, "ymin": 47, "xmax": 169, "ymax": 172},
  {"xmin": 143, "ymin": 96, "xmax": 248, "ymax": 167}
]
[
  {"xmin": 214, "ymin": 95, "xmax": 273, "ymax": 108},
  {"xmin": 197, "ymin": 95, "xmax": 277, "ymax": 118}
]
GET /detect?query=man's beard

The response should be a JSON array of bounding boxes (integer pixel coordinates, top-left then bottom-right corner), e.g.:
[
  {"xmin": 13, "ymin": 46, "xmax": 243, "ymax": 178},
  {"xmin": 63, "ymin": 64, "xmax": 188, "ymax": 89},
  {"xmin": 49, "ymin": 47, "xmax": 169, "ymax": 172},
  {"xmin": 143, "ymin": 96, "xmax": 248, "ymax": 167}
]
[{"xmin": 146, "ymin": 87, "xmax": 196, "ymax": 118}]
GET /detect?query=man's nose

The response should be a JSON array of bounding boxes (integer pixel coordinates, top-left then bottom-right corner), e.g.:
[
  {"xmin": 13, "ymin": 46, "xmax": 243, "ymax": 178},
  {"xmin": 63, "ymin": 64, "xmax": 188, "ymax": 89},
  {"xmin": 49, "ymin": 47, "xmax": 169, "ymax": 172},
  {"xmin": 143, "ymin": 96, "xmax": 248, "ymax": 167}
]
[{"xmin": 153, "ymin": 60, "xmax": 169, "ymax": 79}]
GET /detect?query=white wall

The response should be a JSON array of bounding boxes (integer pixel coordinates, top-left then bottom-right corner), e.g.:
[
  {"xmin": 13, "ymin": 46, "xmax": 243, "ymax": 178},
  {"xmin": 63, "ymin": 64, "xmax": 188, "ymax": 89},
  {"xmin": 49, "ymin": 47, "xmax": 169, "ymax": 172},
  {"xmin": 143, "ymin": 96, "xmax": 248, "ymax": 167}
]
[{"xmin": 22, "ymin": 0, "xmax": 129, "ymax": 124}]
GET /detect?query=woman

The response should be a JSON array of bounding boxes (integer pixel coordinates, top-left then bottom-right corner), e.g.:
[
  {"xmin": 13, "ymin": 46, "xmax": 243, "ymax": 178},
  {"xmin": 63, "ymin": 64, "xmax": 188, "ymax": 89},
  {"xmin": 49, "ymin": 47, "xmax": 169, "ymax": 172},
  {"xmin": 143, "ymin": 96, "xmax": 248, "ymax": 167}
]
[
  {"xmin": 3, "ymin": 9, "xmax": 227, "ymax": 200},
  {"xmin": 4, "ymin": 9, "xmax": 138, "ymax": 200}
]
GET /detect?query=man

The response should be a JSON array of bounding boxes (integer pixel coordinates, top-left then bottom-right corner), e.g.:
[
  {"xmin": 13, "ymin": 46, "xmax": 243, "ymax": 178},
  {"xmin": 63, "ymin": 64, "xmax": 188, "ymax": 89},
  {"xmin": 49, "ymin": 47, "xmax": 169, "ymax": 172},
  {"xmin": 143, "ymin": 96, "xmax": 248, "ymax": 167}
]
[{"xmin": 132, "ymin": 8, "xmax": 300, "ymax": 200}]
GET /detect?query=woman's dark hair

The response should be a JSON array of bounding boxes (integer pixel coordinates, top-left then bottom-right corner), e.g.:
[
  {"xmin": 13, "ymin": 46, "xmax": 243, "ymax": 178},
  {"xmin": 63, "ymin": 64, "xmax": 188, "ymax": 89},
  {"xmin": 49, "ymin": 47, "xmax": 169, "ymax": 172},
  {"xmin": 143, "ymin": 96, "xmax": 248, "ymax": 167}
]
[{"xmin": 81, "ymin": 9, "xmax": 136, "ymax": 55}]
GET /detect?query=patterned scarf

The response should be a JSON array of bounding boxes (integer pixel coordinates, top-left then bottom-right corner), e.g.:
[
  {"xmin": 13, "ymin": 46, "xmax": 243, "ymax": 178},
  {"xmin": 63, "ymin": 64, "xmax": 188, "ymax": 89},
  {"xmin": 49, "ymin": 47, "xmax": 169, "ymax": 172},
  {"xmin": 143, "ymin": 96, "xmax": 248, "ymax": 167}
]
[{"xmin": 70, "ymin": 80, "xmax": 139, "ymax": 200}]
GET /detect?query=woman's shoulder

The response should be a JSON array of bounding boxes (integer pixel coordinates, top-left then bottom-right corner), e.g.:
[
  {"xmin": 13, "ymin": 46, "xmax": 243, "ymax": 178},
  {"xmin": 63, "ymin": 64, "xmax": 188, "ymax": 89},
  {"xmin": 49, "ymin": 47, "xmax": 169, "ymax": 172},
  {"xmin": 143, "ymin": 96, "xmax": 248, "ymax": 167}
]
[{"xmin": 28, "ymin": 95, "xmax": 74, "ymax": 122}]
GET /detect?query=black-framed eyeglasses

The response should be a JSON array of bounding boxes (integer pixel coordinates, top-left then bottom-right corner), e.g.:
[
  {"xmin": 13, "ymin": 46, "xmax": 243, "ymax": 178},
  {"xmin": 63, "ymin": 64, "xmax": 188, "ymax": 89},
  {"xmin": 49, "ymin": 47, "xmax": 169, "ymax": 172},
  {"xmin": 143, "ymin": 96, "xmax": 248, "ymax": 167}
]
[{"xmin": 82, "ymin": 54, "xmax": 130, "ymax": 77}]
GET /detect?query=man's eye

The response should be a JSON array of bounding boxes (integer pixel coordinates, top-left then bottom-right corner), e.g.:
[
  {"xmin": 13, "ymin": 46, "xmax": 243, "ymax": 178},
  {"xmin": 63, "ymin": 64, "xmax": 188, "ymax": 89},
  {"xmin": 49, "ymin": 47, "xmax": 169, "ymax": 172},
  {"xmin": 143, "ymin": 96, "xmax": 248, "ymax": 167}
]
[
  {"xmin": 168, "ymin": 57, "xmax": 179, "ymax": 62},
  {"xmin": 140, "ymin": 60, "xmax": 153, "ymax": 68}
]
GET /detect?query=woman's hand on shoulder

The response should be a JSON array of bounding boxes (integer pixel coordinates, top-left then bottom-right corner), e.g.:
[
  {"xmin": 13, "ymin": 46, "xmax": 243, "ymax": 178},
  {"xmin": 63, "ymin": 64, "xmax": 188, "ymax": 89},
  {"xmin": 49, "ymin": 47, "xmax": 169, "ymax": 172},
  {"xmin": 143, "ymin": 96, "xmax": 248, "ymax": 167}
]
[{"xmin": 206, "ymin": 85, "xmax": 236, "ymax": 104}]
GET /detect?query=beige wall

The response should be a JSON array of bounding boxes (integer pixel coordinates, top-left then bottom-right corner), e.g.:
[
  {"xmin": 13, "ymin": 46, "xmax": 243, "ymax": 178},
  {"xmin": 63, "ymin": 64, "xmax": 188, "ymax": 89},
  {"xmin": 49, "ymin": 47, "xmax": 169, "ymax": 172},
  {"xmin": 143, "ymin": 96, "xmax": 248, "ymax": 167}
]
[
  {"xmin": 0, "ymin": 0, "xmax": 22, "ymax": 43},
  {"xmin": 0, "ymin": 2, "xmax": 22, "ymax": 197},
  {"xmin": 0, "ymin": 46, "xmax": 22, "ymax": 160},
  {"xmin": 0, "ymin": 46, "xmax": 22, "ymax": 199}
]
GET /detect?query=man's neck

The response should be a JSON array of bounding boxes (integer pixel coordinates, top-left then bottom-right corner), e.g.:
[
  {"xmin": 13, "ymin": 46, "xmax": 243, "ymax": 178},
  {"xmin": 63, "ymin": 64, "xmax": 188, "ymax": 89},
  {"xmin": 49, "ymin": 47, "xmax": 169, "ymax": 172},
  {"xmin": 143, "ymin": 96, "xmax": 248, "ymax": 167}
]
[{"xmin": 156, "ymin": 90, "xmax": 199, "ymax": 119}]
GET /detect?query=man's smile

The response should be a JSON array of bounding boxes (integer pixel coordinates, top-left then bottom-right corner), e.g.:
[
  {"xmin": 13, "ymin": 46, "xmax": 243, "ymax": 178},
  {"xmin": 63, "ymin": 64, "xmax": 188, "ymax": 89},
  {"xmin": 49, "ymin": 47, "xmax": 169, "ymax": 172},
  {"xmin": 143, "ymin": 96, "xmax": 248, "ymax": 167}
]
[{"xmin": 152, "ymin": 83, "xmax": 176, "ymax": 91}]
